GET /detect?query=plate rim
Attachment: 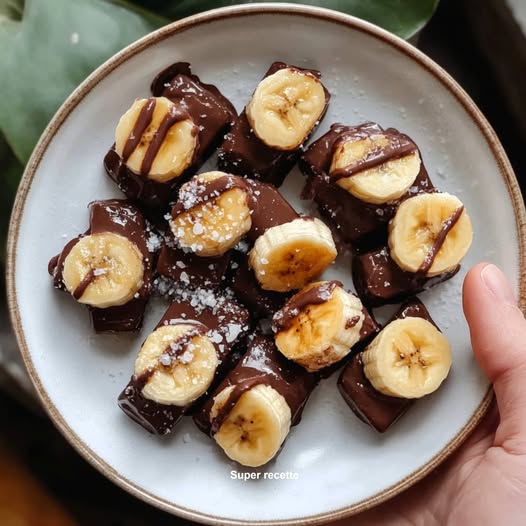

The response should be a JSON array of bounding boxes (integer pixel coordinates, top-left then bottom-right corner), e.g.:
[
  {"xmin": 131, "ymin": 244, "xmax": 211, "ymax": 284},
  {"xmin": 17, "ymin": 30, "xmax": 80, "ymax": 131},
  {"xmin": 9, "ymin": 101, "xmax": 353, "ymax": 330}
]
[{"xmin": 6, "ymin": 3, "xmax": 525, "ymax": 525}]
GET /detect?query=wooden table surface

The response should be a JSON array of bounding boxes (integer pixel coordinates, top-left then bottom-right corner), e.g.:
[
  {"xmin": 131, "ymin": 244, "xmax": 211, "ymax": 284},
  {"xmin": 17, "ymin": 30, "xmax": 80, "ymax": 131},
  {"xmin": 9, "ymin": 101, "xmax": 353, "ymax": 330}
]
[{"xmin": 0, "ymin": 0, "xmax": 524, "ymax": 524}]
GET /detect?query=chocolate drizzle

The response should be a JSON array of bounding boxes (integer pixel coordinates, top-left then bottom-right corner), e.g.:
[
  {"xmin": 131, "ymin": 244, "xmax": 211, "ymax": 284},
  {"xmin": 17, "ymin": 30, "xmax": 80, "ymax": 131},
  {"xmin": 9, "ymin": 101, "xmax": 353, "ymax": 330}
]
[
  {"xmin": 122, "ymin": 98, "xmax": 156, "ymax": 162},
  {"xmin": 158, "ymin": 321, "xmax": 208, "ymax": 367},
  {"xmin": 141, "ymin": 105, "xmax": 189, "ymax": 175},
  {"xmin": 171, "ymin": 175, "xmax": 252, "ymax": 218},
  {"xmin": 417, "ymin": 206, "xmax": 465, "ymax": 275},
  {"xmin": 346, "ymin": 315, "xmax": 361, "ymax": 329},
  {"xmin": 272, "ymin": 281, "xmax": 342, "ymax": 333},
  {"xmin": 210, "ymin": 378, "xmax": 264, "ymax": 435},
  {"xmin": 72, "ymin": 268, "xmax": 96, "ymax": 300},
  {"xmin": 330, "ymin": 130, "xmax": 417, "ymax": 181},
  {"xmin": 133, "ymin": 321, "xmax": 208, "ymax": 392}
]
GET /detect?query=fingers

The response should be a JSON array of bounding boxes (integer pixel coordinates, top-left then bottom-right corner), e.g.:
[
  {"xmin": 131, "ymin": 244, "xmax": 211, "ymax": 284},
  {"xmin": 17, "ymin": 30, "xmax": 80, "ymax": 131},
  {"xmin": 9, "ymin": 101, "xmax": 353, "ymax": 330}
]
[{"xmin": 463, "ymin": 263, "xmax": 526, "ymax": 452}]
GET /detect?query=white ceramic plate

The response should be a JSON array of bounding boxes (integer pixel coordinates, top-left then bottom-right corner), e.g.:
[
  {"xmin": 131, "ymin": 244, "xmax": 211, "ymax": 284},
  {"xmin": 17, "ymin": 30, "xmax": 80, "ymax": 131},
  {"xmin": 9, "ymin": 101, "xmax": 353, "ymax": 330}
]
[{"xmin": 7, "ymin": 4, "xmax": 525, "ymax": 525}]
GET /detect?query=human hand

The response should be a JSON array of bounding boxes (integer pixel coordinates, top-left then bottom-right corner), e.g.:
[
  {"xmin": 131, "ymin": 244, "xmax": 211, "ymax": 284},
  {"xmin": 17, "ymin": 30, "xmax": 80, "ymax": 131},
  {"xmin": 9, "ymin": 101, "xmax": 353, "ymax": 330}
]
[{"xmin": 330, "ymin": 262, "xmax": 526, "ymax": 526}]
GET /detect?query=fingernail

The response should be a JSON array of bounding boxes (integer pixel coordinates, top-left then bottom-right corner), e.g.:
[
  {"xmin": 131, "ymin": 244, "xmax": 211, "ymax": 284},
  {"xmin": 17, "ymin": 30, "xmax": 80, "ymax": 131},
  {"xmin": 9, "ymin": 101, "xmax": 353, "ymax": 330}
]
[{"xmin": 481, "ymin": 264, "xmax": 516, "ymax": 305}]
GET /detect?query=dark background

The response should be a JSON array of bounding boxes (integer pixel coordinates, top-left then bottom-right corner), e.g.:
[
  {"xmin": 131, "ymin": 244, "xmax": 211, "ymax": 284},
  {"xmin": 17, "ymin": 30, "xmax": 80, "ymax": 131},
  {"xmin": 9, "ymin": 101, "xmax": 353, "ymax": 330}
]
[{"xmin": 0, "ymin": 0, "xmax": 524, "ymax": 524}]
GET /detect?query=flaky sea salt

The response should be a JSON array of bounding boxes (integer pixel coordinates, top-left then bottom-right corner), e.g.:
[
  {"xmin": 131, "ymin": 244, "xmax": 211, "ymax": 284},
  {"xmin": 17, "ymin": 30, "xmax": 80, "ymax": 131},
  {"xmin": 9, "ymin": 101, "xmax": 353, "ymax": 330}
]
[
  {"xmin": 159, "ymin": 353, "xmax": 172, "ymax": 367},
  {"xmin": 193, "ymin": 223, "xmax": 204, "ymax": 235}
]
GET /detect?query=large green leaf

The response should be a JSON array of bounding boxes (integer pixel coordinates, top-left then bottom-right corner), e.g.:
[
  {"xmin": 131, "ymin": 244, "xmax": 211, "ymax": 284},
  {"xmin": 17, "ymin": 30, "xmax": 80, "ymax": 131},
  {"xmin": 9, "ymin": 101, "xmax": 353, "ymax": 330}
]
[
  {"xmin": 0, "ymin": 0, "xmax": 166, "ymax": 164},
  {"xmin": 0, "ymin": 133, "xmax": 23, "ymax": 263},
  {"xmin": 134, "ymin": 0, "xmax": 439, "ymax": 40}
]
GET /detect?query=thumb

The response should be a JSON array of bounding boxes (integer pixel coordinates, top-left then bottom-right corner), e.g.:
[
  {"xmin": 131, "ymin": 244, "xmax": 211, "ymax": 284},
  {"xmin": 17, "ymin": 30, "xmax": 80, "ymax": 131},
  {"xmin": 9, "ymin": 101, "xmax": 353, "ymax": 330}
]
[{"xmin": 463, "ymin": 262, "xmax": 526, "ymax": 453}]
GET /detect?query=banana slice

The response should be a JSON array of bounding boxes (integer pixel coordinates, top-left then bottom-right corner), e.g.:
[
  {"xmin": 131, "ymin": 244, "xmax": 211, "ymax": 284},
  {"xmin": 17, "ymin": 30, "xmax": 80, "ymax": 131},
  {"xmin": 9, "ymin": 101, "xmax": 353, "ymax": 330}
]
[
  {"xmin": 171, "ymin": 171, "xmax": 252, "ymax": 257},
  {"xmin": 329, "ymin": 134, "xmax": 421, "ymax": 204},
  {"xmin": 389, "ymin": 192, "xmax": 473, "ymax": 277},
  {"xmin": 273, "ymin": 281, "xmax": 365, "ymax": 371},
  {"xmin": 210, "ymin": 384, "xmax": 291, "ymax": 467},
  {"xmin": 115, "ymin": 96, "xmax": 198, "ymax": 183},
  {"xmin": 248, "ymin": 218, "xmax": 337, "ymax": 292},
  {"xmin": 62, "ymin": 233, "xmax": 144, "ymax": 308},
  {"xmin": 246, "ymin": 67, "xmax": 326, "ymax": 151},
  {"xmin": 362, "ymin": 317, "xmax": 452, "ymax": 398},
  {"xmin": 135, "ymin": 323, "xmax": 218, "ymax": 406}
]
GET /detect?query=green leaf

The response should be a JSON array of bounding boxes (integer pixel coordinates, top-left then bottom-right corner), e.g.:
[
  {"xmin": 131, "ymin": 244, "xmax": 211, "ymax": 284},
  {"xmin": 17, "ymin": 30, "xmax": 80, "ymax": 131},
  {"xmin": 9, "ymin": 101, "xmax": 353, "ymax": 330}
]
[
  {"xmin": 0, "ymin": 134, "xmax": 24, "ymax": 263},
  {"xmin": 0, "ymin": 0, "xmax": 166, "ymax": 164},
  {"xmin": 0, "ymin": 0, "xmax": 23, "ymax": 19},
  {"xmin": 134, "ymin": 0, "xmax": 439, "ymax": 39}
]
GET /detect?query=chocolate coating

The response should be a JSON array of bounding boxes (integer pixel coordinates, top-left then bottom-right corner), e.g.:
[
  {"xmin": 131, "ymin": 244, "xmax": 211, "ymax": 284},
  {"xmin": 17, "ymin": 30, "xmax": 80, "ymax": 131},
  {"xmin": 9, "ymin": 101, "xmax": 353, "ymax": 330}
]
[
  {"xmin": 105, "ymin": 62, "xmax": 236, "ymax": 213},
  {"xmin": 246, "ymin": 180, "xmax": 299, "ymax": 242},
  {"xmin": 229, "ymin": 255, "xmax": 291, "ymax": 319},
  {"xmin": 193, "ymin": 334, "xmax": 318, "ymax": 436},
  {"xmin": 152, "ymin": 62, "xmax": 236, "ymax": 155},
  {"xmin": 300, "ymin": 123, "xmax": 434, "ymax": 252},
  {"xmin": 104, "ymin": 149, "xmax": 172, "ymax": 216},
  {"xmin": 337, "ymin": 298, "xmax": 437, "ymax": 432},
  {"xmin": 118, "ymin": 294, "xmax": 250, "ymax": 435},
  {"xmin": 352, "ymin": 246, "xmax": 460, "ymax": 307},
  {"xmin": 48, "ymin": 200, "xmax": 153, "ymax": 332},
  {"xmin": 157, "ymin": 243, "xmax": 231, "ymax": 291},
  {"xmin": 218, "ymin": 62, "xmax": 330, "ymax": 186}
]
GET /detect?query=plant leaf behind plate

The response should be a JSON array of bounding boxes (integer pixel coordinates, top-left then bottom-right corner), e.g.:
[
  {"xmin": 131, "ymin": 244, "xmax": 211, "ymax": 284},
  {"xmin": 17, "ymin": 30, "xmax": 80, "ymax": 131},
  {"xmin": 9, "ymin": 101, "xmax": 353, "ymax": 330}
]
[
  {"xmin": 0, "ymin": 0, "xmax": 165, "ymax": 164},
  {"xmin": 0, "ymin": 133, "xmax": 24, "ymax": 264},
  {"xmin": 133, "ymin": 0, "xmax": 439, "ymax": 39}
]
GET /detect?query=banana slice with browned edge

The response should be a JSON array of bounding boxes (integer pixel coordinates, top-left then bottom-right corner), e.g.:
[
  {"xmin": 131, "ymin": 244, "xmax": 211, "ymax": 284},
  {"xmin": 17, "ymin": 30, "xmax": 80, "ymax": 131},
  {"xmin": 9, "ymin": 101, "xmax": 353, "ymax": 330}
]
[
  {"xmin": 248, "ymin": 218, "xmax": 337, "ymax": 292},
  {"xmin": 210, "ymin": 384, "xmax": 291, "ymax": 467},
  {"xmin": 272, "ymin": 281, "xmax": 365, "ymax": 371},
  {"xmin": 362, "ymin": 317, "xmax": 452, "ymax": 398},
  {"xmin": 170, "ymin": 171, "xmax": 253, "ymax": 257},
  {"xmin": 62, "ymin": 233, "xmax": 144, "ymax": 309},
  {"xmin": 135, "ymin": 323, "xmax": 218, "ymax": 406},
  {"xmin": 389, "ymin": 192, "xmax": 473, "ymax": 277},
  {"xmin": 329, "ymin": 133, "xmax": 421, "ymax": 204},
  {"xmin": 246, "ymin": 67, "xmax": 327, "ymax": 151},
  {"xmin": 115, "ymin": 96, "xmax": 198, "ymax": 183}
]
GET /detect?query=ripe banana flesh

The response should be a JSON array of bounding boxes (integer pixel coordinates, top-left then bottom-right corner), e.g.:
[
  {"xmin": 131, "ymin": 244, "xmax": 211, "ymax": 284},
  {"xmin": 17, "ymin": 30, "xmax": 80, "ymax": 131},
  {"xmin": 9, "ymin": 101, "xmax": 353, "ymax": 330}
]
[
  {"xmin": 170, "ymin": 171, "xmax": 253, "ymax": 257},
  {"xmin": 62, "ymin": 233, "xmax": 144, "ymax": 309},
  {"xmin": 273, "ymin": 281, "xmax": 365, "ymax": 371},
  {"xmin": 389, "ymin": 192, "xmax": 473, "ymax": 276},
  {"xmin": 329, "ymin": 133, "xmax": 421, "ymax": 204},
  {"xmin": 246, "ymin": 67, "xmax": 327, "ymax": 151},
  {"xmin": 135, "ymin": 323, "xmax": 218, "ymax": 406},
  {"xmin": 210, "ymin": 384, "xmax": 291, "ymax": 467},
  {"xmin": 114, "ymin": 96, "xmax": 198, "ymax": 183},
  {"xmin": 248, "ymin": 218, "xmax": 337, "ymax": 292},
  {"xmin": 362, "ymin": 317, "xmax": 452, "ymax": 398}
]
